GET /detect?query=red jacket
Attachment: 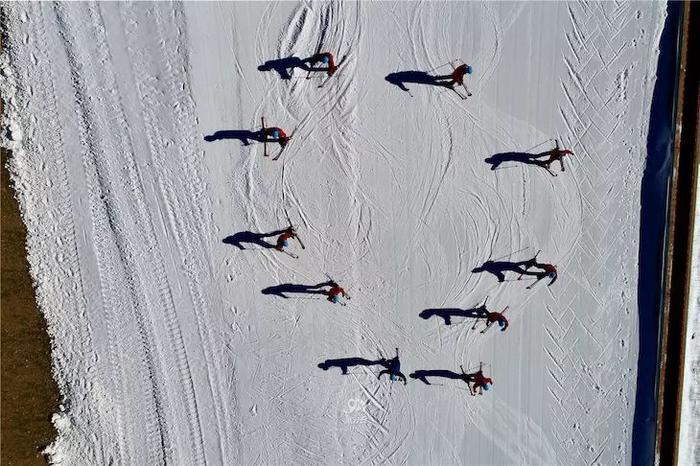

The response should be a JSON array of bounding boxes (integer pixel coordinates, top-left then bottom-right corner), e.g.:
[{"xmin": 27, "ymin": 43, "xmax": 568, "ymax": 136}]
[
  {"xmin": 473, "ymin": 372, "xmax": 493, "ymax": 388},
  {"xmin": 548, "ymin": 148, "xmax": 572, "ymax": 160},
  {"xmin": 276, "ymin": 231, "xmax": 295, "ymax": 249},
  {"xmin": 451, "ymin": 65, "xmax": 469, "ymax": 84},
  {"xmin": 264, "ymin": 127, "xmax": 287, "ymax": 139}
]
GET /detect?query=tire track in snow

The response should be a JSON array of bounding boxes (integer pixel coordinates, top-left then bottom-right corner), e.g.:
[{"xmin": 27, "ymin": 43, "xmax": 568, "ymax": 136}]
[
  {"xmin": 51, "ymin": 3, "xmax": 172, "ymax": 463},
  {"xmin": 117, "ymin": 3, "xmax": 241, "ymax": 463}
]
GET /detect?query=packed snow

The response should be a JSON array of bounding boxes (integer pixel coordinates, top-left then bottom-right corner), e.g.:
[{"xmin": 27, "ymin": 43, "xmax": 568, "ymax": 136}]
[{"xmin": 0, "ymin": 2, "xmax": 668, "ymax": 464}]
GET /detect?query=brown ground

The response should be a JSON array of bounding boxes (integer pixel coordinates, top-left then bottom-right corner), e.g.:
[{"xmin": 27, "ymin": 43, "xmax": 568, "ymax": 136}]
[{"xmin": 1, "ymin": 147, "xmax": 59, "ymax": 465}]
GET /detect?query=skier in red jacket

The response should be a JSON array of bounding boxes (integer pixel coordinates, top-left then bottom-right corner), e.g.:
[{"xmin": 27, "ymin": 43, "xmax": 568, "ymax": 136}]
[
  {"xmin": 262, "ymin": 126, "xmax": 289, "ymax": 148},
  {"xmin": 483, "ymin": 307, "xmax": 509, "ymax": 332},
  {"xmin": 538, "ymin": 147, "xmax": 573, "ymax": 172},
  {"xmin": 304, "ymin": 52, "xmax": 338, "ymax": 78},
  {"xmin": 260, "ymin": 117, "xmax": 292, "ymax": 159},
  {"xmin": 326, "ymin": 281, "xmax": 350, "ymax": 305},
  {"xmin": 273, "ymin": 227, "xmax": 300, "ymax": 258},
  {"xmin": 461, "ymin": 363, "xmax": 493, "ymax": 396},
  {"xmin": 520, "ymin": 262, "xmax": 558, "ymax": 289},
  {"xmin": 435, "ymin": 63, "xmax": 473, "ymax": 87}
]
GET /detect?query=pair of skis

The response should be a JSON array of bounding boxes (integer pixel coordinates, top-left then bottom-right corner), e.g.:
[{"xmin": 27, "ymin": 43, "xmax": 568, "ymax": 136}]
[
  {"xmin": 469, "ymin": 297, "xmax": 489, "ymax": 331},
  {"xmin": 261, "ymin": 117, "xmax": 296, "ymax": 161}
]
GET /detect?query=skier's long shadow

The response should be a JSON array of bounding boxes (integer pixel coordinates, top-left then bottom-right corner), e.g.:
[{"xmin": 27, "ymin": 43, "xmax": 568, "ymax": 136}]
[
  {"xmin": 419, "ymin": 306, "xmax": 487, "ymax": 326},
  {"xmin": 203, "ymin": 129, "xmax": 265, "ymax": 145},
  {"xmin": 223, "ymin": 229, "xmax": 286, "ymax": 250},
  {"xmin": 484, "ymin": 152, "xmax": 548, "ymax": 171},
  {"xmin": 318, "ymin": 356, "xmax": 388, "ymax": 375},
  {"xmin": 385, "ymin": 70, "xmax": 454, "ymax": 93},
  {"xmin": 410, "ymin": 370, "xmax": 465, "ymax": 385},
  {"xmin": 257, "ymin": 56, "xmax": 311, "ymax": 80},
  {"xmin": 472, "ymin": 259, "xmax": 531, "ymax": 283},
  {"xmin": 261, "ymin": 281, "xmax": 332, "ymax": 299}
]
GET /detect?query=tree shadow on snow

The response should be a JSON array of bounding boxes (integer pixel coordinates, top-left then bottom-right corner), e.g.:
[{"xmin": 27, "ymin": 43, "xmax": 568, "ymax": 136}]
[
  {"xmin": 261, "ymin": 281, "xmax": 333, "ymax": 299},
  {"xmin": 419, "ymin": 306, "xmax": 488, "ymax": 326},
  {"xmin": 222, "ymin": 229, "xmax": 287, "ymax": 250},
  {"xmin": 384, "ymin": 70, "xmax": 455, "ymax": 93},
  {"xmin": 409, "ymin": 369, "xmax": 464, "ymax": 385},
  {"xmin": 484, "ymin": 152, "xmax": 550, "ymax": 171},
  {"xmin": 317, "ymin": 356, "xmax": 388, "ymax": 375},
  {"xmin": 257, "ymin": 56, "xmax": 311, "ymax": 80},
  {"xmin": 203, "ymin": 129, "xmax": 266, "ymax": 145}
]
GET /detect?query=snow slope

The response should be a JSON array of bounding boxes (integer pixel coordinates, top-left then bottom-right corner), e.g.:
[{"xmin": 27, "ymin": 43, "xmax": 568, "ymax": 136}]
[{"xmin": 0, "ymin": 2, "xmax": 667, "ymax": 464}]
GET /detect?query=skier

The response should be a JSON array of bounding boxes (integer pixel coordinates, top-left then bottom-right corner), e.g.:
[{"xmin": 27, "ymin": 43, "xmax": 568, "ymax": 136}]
[
  {"xmin": 523, "ymin": 263, "xmax": 558, "ymax": 289},
  {"xmin": 304, "ymin": 52, "xmax": 338, "ymax": 78},
  {"xmin": 260, "ymin": 117, "xmax": 291, "ymax": 158},
  {"xmin": 326, "ymin": 281, "xmax": 351, "ymax": 305},
  {"xmin": 460, "ymin": 363, "xmax": 493, "ymax": 396},
  {"xmin": 378, "ymin": 348, "xmax": 407, "ymax": 385},
  {"xmin": 435, "ymin": 63, "xmax": 473, "ymax": 88},
  {"xmin": 515, "ymin": 251, "xmax": 558, "ymax": 288},
  {"xmin": 262, "ymin": 126, "xmax": 289, "ymax": 150},
  {"xmin": 274, "ymin": 227, "xmax": 299, "ymax": 258},
  {"xmin": 482, "ymin": 307, "xmax": 509, "ymax": 332},
  {"xmin": 537, "ymin": 146, "xmax": 573, "ymax": 173}
]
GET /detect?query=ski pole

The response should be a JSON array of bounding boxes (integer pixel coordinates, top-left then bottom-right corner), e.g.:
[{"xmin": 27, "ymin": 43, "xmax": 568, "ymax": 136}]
[
  {"xmin": 491, "ymin": 246, "xmax": 529, "ymax": 262},
  {"xmin": 426, "ymin": 61, "xmax": 453, "ymax": 73},
  {"xmin": 523, "ymin": 138, "xmax": 554, "ymax": 154},
  {"xmin": 471, "ymin": 318, "xmax": 481, "ymax": 330}
]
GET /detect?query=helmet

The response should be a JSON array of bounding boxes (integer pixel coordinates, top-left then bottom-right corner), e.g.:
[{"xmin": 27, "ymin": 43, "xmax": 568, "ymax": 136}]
[
  {"xmin": 465, "ymin": 65, "xmax": 473, "ymax": 74},
  {"xmin": 322, "ymin": 56, "xmax": 329, "ymax": 64},
  {"xmin": 273, "ymin": 130, "xmax": 280, "ymax": 139},
  {"xmin": 483, "ymin": 382, "xmax": 491, "ymax": 391}
]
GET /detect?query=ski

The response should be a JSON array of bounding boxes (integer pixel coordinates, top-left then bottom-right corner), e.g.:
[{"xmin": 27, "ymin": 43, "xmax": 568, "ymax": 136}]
[
  {"xmin": 261, "ymin": 116, "xmax": 268, "ymax": 157},
  {"xmin": 449, "ymin": 86, "xmax": 468, "ymax": 100},
  {"xmin": 461, "ymin": 82, "xmax": 473, "ymax": 97},
  {"xmin": 318, "ymin": 54, "xmax": 348, "ymax": 89},
  {"xmin": 281, "ymin": 250, "xmax": 298, "ymax": 259}
]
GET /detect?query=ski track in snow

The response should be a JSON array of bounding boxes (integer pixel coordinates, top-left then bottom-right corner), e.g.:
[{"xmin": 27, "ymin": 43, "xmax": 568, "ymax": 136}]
[{"xmin": 0, "ymin": 1, "xmax": 666, "ymax": 464}]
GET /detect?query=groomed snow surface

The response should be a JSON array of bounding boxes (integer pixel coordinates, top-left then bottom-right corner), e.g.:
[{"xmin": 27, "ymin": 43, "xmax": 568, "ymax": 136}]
[{"xmin": 1, "ymin": 2, "xmax": 667, "ymax": 465}]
